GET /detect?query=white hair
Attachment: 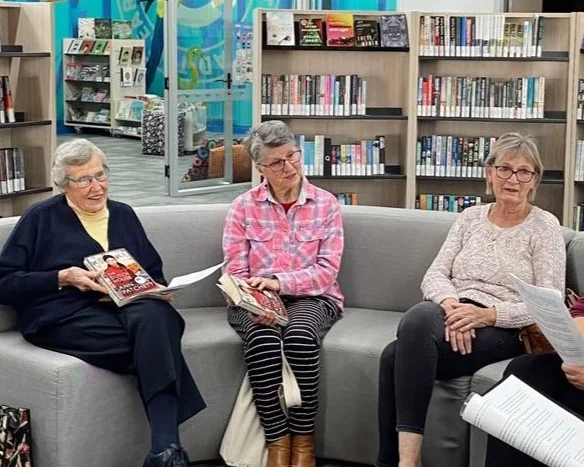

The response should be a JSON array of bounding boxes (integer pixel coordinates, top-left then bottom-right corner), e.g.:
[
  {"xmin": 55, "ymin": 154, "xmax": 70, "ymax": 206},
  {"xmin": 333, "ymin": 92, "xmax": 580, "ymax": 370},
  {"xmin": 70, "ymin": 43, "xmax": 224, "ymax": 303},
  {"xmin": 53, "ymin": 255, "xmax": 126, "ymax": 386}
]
[{"xmin": 52, "ymin": 138, "xmax": 108, "ymax": 187}]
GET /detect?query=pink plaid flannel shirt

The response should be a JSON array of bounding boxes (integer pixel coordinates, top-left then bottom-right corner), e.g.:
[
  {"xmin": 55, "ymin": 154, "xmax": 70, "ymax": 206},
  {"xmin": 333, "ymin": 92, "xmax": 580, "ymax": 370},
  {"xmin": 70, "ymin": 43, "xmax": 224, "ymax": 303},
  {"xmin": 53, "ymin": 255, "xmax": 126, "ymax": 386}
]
[{"xmin": 222, "ymin": 177, "xmax": 345, "ymax": 311}]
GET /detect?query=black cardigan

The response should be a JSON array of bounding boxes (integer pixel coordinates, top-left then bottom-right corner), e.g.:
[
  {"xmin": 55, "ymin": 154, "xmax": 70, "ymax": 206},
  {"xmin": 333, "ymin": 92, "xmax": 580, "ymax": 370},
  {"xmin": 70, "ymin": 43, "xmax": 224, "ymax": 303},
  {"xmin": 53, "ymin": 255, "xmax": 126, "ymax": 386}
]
[{"xmin": 0, "ymin": 195, "xmax": 166, "ymax": 335}]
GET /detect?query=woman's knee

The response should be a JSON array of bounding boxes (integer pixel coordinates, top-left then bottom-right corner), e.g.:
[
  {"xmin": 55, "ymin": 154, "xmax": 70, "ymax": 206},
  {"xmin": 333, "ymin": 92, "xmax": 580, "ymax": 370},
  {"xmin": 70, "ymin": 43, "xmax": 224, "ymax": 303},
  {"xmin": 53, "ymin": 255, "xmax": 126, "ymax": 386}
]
[
  {"xmin": 504, "ymin": 352, "xmax": 561, "ymax": 383},
  {"xmin": 244, "ymin": 327, "xmax": 282, "ymax": 356},
  {"xmin": 283, "ymin": 324, "xmax": 319, "ymax": 351},
  {"xmin": 131, "ymin": 300, "xmax": 184, "ymax": 333},
  {"xmin": 397, "ymin": 301, "xmax": 443, "ymax": 338}
]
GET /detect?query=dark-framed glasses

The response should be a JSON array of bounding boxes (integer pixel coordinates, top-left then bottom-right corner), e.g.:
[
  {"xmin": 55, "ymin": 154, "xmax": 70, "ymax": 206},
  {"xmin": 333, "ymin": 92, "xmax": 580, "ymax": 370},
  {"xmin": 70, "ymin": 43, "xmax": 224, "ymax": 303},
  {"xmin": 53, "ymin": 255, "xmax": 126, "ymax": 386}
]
[
  {"xmin": 260, "ymin": 149, "xmax": 302, "ymax": 173},
  {"xmin": 494, "ymin": 165, "xmax": 536, "ymax": 183},
  {"xmin": 67, "ymin": 166, "xmax": 110, "ymax": 188}
]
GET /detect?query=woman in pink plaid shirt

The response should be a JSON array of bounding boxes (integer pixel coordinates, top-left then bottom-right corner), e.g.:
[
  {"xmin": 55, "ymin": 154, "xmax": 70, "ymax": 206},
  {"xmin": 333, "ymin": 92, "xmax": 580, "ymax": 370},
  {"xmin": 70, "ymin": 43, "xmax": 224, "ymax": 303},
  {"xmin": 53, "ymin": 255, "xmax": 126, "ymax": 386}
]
[{"xmin": 222, "ymin": 120, "xmax": 345, "ymax": 467}]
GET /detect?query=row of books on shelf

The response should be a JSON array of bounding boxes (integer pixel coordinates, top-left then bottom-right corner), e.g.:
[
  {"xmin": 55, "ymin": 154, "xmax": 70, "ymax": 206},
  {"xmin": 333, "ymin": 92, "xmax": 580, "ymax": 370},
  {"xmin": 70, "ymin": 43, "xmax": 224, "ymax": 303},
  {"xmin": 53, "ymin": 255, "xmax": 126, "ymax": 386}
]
[
  {"xmin": 573, "ymin": 140, "xmax": 584, "ymax": 182},
  {"xmin": 78, "ymin": 18, "xmax": 133, "ymax": 40},
  {"xmin": 0, "ymin": 76, "xmax": 15, "ymax": 124},
  {"xmin": 66, "ymin": 64, "xmax": 110, "ymax": 83},
  {"xmin": 0, "ymin": 148, "xmax": 25, "ymax": 195},
  {"xmin": 121, "ymin": 67, "xmax": 146, "ymax": 88},
  {"xmin": 335, "ymin": 192, "xmax": 358, "ymax": 205},
  {"xmin": 417, "ymin": 75, "xmax": 545, "ymax": 119},
  {"xmin": 419, "ymin": 14, "xmax": 545, "ymax": 58},
  {"xmin": 261, "ymin": 73, "xmax": 367, "ymax": 116},
  {"xmin": 68, "ymin": 87, "xmax": 109, "ymax": 103},
  {"xmin": 116, "ymin": 97, "xmax": 146, "ymax": 122},
  {"xmin": 67, "ymin": 107, "xmax": 111, "ymax": 125},
  {"xmin": 296, "ymin": 134, "xmax": 386, "ymax": 177},
  {"xmin": 266, "ymin": 11, "xmax": 408, "ymax": 48},
  {"xmin": 416, "ymin": 135, "xmax": 494, "ymax": 178},
  {"xmin": 576, "ymin": 79, "xmax": 584, "ymax": 120},
  {"xmin": 67, "ymin": 39, "xmax": 111, "ymax": 56},
  {"xmin": 572, "ymin": 204, "xmax": 584, "ymax": 231},
  {"xmin": 416, "ymin": 194, "xmax": 482, "ymax": 212}
]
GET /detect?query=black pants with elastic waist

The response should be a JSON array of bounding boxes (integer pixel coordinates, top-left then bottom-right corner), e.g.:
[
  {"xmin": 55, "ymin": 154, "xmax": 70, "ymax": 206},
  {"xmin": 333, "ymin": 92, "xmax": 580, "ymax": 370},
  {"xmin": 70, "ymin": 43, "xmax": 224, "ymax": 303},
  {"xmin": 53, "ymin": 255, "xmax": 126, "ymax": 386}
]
[
  {"xmin": 485, "ymin": 352, "xmax": 584, "ymax": 467},
  {"xmin": 25, "ymin": 299, "xmax": 206, "ymax": 424},
  {"xmin": 377, "ymin": 300, "xmax": 524, "ymax": 467}
]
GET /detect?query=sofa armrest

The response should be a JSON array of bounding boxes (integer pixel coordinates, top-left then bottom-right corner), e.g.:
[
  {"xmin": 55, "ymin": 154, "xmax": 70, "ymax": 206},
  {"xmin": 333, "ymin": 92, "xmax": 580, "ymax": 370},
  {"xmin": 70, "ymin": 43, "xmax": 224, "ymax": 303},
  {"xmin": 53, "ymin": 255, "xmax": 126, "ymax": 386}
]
[{"xmin": 0, "ymin": 304, "xmax": 16, "ymax": 332}]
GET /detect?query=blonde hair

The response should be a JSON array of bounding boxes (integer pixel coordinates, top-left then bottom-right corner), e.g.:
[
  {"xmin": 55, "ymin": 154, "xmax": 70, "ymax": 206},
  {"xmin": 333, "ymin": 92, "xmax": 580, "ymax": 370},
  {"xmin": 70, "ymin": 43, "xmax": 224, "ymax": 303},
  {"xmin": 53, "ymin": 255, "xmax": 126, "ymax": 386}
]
[{"xmin": 484, "ymin": 132, "xmax": 543, "ymax": 201}]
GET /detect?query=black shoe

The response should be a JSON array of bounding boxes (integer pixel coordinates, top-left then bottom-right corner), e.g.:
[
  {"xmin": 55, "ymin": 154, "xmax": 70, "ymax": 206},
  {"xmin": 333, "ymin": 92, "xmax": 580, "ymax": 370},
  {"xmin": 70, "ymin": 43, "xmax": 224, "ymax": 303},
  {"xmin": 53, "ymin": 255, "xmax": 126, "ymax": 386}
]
[{"xmin": 142, "ymin": 444, "xmax": 190, "ymax": 467}]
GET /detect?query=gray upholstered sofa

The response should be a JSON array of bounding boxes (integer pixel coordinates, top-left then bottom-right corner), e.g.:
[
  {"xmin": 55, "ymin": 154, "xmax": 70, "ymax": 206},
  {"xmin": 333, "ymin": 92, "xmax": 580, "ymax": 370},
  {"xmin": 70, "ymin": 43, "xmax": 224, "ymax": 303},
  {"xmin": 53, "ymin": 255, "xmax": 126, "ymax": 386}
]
[{"xmin": 0, "ymin": 204, "xmax": 580, "ymax": 467}]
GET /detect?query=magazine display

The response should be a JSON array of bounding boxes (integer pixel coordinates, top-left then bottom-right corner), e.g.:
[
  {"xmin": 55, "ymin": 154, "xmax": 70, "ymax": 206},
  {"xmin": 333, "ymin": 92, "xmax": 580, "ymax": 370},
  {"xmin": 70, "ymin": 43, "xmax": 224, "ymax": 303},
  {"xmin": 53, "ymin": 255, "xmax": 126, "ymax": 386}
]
[
  {"xmin": 217, "ymin": 273, "xmax": 289, "ymax": 326},
  {"xmin": 84, "ymin": 248, "xmax": 224, "ymax": 307},
  {"xmin": 461, "ymin": 375, "xmax": 584, "ymax": 466}
]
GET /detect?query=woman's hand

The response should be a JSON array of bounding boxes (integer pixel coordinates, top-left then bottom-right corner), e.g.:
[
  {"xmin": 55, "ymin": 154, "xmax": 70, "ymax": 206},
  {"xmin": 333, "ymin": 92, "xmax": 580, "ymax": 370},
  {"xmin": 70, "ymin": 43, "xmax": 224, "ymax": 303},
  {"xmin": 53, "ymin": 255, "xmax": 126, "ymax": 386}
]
[
  {"xmin": 562, "ymin": 363, "xmax": 584, "ymax": 390},
  {"xmin": 246, "ymin": 276, "xmax": 280, "ymax": 292},
  {"xmin": 445, "ymin": 327, "xmax": 476, "ymax": 355},
  {"xmin": 58, "ymin": 267, "xmax": 108, "ymax": 294},
  {"xmin": 440, "ymin": 298, "xmax": 459, "ymax": 313},
  {"xmin": 250, "ymin": 310, "xmax": 278, "ymax": 327},
  {"xmin": 444, "ymin": 303, "xmax": 497, "ymax": 332}
]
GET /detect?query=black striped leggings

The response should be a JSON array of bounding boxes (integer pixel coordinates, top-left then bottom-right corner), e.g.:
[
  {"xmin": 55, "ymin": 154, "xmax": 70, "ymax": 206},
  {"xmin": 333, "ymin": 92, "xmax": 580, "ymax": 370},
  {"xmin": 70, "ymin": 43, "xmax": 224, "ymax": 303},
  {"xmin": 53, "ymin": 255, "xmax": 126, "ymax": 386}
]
[{"xmin": 228, "ymin": 297, "xmax": 339, "ymax": 442}]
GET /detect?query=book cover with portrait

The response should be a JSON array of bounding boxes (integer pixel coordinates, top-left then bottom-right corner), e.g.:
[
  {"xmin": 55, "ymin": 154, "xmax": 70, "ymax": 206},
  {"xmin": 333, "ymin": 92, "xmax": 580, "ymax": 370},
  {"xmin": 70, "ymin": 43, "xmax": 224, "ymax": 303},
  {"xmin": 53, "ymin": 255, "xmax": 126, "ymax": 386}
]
[
  {"xmin": 84, "ymin": 248, "xmax": 163, "ymax": 306},
  {"xmin": 217, "ymin": 273, "xmax": 289, "ymax": 326}
]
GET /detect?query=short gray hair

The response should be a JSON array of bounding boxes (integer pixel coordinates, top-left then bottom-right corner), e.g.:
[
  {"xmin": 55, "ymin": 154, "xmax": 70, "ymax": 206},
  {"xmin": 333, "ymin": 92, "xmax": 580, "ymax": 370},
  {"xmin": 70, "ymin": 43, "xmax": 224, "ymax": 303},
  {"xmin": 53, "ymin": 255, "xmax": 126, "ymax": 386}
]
[
  {"xmin": 52, "ymin": 138, "xmax": 108, "ymax": 187},
  {"xmin": 485, "ymin": 132, "xmax": 543, "ymax": 201},
  {"xmin": 243, "ymin": 120, "xmax": 295, "ymax": 164}
]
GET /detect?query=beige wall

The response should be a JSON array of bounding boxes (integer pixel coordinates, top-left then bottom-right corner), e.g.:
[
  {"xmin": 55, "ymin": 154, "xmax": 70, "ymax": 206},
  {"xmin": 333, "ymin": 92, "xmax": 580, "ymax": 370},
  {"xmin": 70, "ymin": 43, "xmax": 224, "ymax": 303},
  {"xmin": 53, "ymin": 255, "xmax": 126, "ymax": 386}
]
[{"xmin": 506, "ymin": 0, "xmax": 543, "ymax": 12}]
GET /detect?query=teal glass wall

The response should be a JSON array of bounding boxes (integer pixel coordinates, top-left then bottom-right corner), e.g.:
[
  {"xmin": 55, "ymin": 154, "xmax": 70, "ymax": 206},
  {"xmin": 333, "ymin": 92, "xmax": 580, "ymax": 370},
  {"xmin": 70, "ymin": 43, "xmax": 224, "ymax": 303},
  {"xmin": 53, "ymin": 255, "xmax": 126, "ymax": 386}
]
[{"xmin": 10, "ymin": 0, "xmax": 397, "ymax": 132}]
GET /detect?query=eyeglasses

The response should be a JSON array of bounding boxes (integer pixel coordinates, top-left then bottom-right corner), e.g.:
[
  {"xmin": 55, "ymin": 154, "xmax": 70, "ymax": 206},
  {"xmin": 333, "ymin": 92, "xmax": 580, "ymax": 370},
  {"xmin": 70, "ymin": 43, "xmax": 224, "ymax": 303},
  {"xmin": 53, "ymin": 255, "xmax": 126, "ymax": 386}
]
[
  {"xmin": 67, "ymin": 167, "xmax": 109, "ymax": 188},
  {"xmin": 494, "ymin": 165, "xmax": 537, "ymax": 183},
  {"xmin": 259, "ymin": 149, "xmax": 302, "ymax": 173}
]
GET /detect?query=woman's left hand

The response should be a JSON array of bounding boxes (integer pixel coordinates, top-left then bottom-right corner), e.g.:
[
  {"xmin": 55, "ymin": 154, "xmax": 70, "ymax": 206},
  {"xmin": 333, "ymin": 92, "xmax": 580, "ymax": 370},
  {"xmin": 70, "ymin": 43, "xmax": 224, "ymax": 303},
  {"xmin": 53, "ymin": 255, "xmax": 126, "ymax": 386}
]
[
  {"xmin": 444, "ymin": 303, "xmax": 497, "ymax": 332},
  {"xmin": 562, "ymin": 363, "xmax": 584, "ymax": 390},
  {"xmin": 246, "ymin": 276, "xmax": 280, "ymax": 292}
]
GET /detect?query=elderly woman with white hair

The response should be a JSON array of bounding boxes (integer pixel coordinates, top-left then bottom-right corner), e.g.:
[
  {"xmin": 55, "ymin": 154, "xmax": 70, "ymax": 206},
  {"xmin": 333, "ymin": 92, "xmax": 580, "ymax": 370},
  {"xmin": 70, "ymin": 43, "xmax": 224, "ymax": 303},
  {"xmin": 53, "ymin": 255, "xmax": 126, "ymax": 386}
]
[
  {"xmin": 222, "ymin": 120, "xmax": 344, "ymax": 467},
  {"xmin": 377, "ymin": 132, "xmax": 567, "ymax": 467},
  {"xmin": 0, "ymin": 139, "xmax": 204, "ymax": 467}
]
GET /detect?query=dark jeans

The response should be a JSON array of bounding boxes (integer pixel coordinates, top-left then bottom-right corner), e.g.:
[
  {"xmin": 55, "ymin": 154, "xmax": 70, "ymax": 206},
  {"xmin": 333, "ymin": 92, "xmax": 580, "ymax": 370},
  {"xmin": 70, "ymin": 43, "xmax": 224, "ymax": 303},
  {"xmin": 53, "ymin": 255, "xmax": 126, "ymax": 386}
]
[
  {"xmin": 25, "ymin": 299, "xmax": 206, "ymax": 424},
  {"xmin": 377, "ymin": 301, "xmax": 524, "ymax": 467},
  {"xmin": 485, "ymin": 352, "xmax": 584, "ymax": 467}
]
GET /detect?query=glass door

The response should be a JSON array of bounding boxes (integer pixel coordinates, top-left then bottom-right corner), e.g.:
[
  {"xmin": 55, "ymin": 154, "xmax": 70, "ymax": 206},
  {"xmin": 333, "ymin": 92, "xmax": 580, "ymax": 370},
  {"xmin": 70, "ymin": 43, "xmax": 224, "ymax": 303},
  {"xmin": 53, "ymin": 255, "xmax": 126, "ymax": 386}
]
[{"xmin": 164, "ymin": 0, "xmax": 253, "ymax": 196}]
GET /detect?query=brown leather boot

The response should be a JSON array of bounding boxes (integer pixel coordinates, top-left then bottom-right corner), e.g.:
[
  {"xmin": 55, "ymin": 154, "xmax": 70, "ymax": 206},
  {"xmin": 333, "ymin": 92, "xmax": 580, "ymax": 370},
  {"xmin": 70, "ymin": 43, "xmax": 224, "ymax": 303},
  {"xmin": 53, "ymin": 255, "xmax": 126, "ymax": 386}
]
[
  {"xmin": 290, "ymin": 434, "xmax": 315, "ymax": 467},
  {"xmin": 267, "ymin": 434, "xmax": 291, "ymax": 467}
]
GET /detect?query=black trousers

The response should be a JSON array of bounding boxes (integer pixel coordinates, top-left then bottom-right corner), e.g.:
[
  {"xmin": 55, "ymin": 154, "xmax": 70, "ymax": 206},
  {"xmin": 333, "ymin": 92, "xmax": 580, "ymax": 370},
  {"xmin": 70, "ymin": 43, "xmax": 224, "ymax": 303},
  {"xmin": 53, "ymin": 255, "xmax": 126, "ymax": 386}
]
[
  {"xmin": 485, "ymin": 352, "xmax": 584, "ymax": 467},
  {"xmin": 377, "ymin": 301, "xmax": 524, "ymax": 467},
  {"xmin": 228, "ymin": 297, "xmax": 339, "ymax": 442},
  {"xmin": 25, "ymin": 299, "xmax": 206, "ymax": 424}
]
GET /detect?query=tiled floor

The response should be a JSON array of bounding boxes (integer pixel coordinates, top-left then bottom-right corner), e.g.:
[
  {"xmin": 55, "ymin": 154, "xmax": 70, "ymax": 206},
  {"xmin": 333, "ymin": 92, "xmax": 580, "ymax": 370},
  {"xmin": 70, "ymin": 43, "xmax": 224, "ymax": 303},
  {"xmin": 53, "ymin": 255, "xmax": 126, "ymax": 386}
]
[{"xmin": 58, "ymin": 133, "xmax": 249, "ymax": 207}]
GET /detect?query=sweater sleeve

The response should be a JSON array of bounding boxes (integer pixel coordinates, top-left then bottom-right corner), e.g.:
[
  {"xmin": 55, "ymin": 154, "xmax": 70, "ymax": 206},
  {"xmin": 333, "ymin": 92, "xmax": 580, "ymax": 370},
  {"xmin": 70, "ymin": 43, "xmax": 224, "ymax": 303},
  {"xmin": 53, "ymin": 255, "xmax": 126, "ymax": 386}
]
[
  {"xmin": 0, "ymin": 211, "xmax": 59, "ymax": 306},
  {"xmin": 494, "ymin": 220, "xmax": 566, "ymax": 328},
  {"xmin": 421, "ymin": 212, "xmax": 467, "ymax": 304}
]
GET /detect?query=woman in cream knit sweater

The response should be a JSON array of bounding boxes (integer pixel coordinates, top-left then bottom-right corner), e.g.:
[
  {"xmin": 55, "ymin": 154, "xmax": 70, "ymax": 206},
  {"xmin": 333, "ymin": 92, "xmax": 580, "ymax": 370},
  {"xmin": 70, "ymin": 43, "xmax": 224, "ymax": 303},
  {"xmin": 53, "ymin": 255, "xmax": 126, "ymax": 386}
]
[{"xmin": 377, "ymin": 132, "xmax": 566, "ymax": 467}]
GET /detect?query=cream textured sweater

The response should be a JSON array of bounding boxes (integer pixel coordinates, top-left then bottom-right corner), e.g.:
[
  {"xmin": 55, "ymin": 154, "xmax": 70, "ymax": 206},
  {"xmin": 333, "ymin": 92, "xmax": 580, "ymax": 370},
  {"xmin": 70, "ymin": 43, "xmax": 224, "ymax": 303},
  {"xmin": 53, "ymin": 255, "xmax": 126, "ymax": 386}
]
[{"xmin": 421, "ymin": 203, "xmax": 566, "ymax": 328}]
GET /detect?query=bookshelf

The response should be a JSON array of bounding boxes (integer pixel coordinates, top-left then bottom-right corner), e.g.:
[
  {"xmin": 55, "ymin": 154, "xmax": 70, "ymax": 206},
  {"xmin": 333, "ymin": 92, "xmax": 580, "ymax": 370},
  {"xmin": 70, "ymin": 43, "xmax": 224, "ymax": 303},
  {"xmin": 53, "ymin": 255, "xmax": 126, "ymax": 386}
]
[
  {"xmin": 252, "ymin": 9, "xmax": 584, "ymax": 226},
  {"xmin": 253, "ymin": 9, "xmax": 414, "ymax": 208},
  {"xmin": 63, "ymin": 38, "xmax": 146, "ymax": 138},
  {"xmin": 0, "ymin": 2, "xmax": 56, "ymax": 217}
]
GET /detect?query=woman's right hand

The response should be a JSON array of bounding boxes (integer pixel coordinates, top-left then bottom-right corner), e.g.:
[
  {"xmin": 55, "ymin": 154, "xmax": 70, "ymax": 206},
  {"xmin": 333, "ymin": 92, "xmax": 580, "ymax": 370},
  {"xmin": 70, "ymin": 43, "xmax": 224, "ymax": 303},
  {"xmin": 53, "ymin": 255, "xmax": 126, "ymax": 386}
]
[
  {"xmin": 58, "ymin": 267, "xmax": 108, "ymax": 294},
  {"xmin": 445, "ymin": 327, "xmax": 476, "ymax": 355},
  {"xmin": 250, "ymin": 310, "xmax": 278, "ymax": 327}
]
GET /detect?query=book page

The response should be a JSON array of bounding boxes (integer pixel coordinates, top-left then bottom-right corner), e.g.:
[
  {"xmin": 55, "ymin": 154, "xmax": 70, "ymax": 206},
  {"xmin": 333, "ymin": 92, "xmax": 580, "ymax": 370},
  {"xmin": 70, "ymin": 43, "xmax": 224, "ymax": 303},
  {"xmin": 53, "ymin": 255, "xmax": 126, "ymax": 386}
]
[
  {"xmin": 166, "ymin": 260, "xmax": 226, "ymax": 291},
  {"xmin": 511, "ymin": 274, "xmax": 584, "ymax": 365},
  {"xmin": 461, "ymin": 375, "xmax": 584, "ymax": 467}
]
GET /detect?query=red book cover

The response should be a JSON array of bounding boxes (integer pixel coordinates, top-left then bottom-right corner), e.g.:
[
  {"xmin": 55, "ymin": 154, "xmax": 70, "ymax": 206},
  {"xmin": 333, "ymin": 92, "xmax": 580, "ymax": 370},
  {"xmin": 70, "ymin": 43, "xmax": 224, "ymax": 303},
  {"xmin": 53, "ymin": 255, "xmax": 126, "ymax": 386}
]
[{"xmin": 326, "ymin": 13, "xmax": 355, "ymax": 47}]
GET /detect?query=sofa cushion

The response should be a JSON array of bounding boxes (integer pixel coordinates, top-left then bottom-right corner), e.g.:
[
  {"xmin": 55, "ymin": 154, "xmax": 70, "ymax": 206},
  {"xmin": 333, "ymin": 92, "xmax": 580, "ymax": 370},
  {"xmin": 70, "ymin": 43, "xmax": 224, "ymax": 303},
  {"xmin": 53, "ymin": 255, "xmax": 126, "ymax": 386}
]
[
  {"xmin": 0, "ymin": 304, "xmax": 16, "ymax": 332},
  {"xmin": 316, "ymin": 307, "xmax": 402, "ymax": 463}
]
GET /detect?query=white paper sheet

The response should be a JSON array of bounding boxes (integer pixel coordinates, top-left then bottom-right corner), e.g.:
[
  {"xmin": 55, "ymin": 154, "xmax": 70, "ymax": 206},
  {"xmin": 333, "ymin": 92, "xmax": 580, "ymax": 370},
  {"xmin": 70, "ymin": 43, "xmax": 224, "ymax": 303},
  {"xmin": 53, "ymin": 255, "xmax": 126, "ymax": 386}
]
[
  {"xmin": 166, "ymin": 260, "xmax": 226, "ymax": 291},
  {"xmin": 511, "ymin": 274, "xmax": 584, "ymax": 365}
]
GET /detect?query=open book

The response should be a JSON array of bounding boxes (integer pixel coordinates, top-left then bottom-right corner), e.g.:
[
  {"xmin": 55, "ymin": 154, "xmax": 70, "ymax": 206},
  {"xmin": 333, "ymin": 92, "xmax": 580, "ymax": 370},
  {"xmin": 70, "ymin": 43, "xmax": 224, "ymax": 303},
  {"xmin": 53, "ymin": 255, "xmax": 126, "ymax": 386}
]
[
  {"xmin": 461, "ymin": 375, "xmax": 584, "ymax": 466},
  {"xmin": 84, "ymin": 248, "xmax": 224, "ymax": 307},
  {"xmin": 217, "ymin": 273, "xmax": 288, "ymax": 326},
  {"xmin": 511, "ymin": 274, "xmax": 584, "ymax": 365}
]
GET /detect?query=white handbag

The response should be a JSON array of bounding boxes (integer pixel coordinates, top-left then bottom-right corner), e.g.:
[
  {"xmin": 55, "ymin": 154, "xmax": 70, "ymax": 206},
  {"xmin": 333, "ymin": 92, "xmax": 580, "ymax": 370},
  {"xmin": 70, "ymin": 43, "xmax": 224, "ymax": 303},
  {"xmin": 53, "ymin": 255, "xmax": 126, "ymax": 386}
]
[{"xmin": 220, "ymin": 346, "xmax": 302, "ymax": 467}]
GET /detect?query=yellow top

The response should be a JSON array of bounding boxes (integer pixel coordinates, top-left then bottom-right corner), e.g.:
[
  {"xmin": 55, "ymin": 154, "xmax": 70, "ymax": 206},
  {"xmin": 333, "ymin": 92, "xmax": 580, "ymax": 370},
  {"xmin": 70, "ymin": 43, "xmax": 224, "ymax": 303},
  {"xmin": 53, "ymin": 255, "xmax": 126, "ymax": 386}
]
[{"xmin": 66, "ymin": 196, "xmax": 109, "ymax": 251}]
